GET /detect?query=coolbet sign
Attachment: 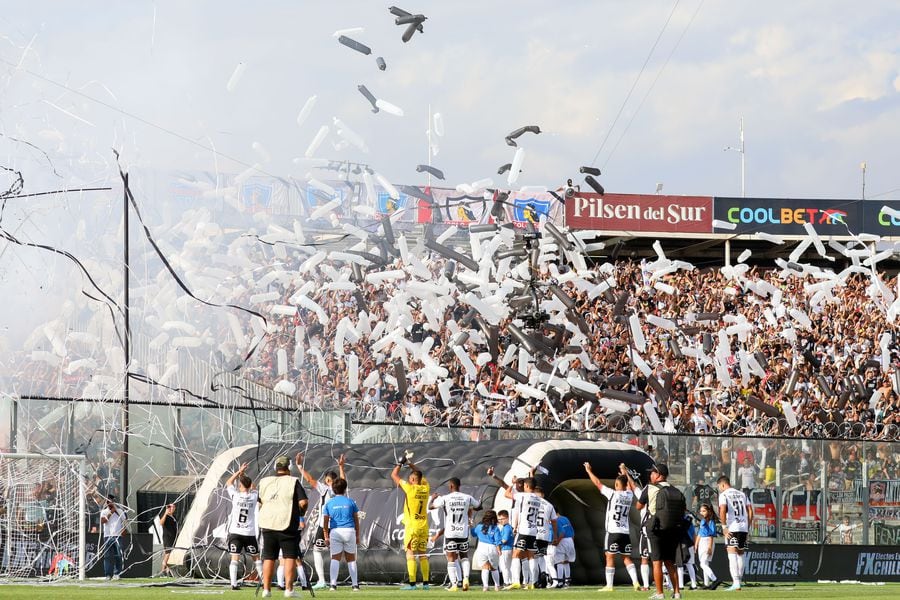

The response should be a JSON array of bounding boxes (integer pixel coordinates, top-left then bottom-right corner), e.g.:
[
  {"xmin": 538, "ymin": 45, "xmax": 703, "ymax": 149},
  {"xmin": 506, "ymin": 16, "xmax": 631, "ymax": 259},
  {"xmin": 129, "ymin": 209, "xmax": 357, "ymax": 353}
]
[
  {"xmin": 566, "ymin": 193, "xmax": 712, "ymax": 233},
  {"xmin": 714, "ymin": 197, "xmax": 900, "ymax": 236}
]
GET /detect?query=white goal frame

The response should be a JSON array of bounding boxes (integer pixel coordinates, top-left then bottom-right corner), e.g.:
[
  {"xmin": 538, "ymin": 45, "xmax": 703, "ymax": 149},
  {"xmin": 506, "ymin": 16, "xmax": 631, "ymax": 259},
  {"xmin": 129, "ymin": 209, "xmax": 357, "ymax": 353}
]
[{"xmin": 1, "ymin": 453, "xmax": 87, "ymax": 580}]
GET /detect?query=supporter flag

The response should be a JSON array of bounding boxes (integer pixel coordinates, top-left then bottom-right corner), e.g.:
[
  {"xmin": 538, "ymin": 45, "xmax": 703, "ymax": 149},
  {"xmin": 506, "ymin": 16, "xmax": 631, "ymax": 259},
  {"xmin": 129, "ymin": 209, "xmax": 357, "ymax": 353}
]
[
  {"xmin": 425, "ymin": 187, "xmax": 488, "ymax": 226},
  {"xmin": 417, "ymin": 186, "xmax": 434, "ymax": 223},
  {"xmin": 303, "ymin": 183, "xmax": 345, "ymax": 219},
  {"xmin": 512, "ymin": 196, "xmax": 551, "ymax": 226},
  {"xmin": 376, "ymin": 190, "xmax": 408, "ymax": 216},
  {"xmin": 242, "ymin": 180, "xmax": 273, "ymax": 213},
  {"xmin": 504, "ymin": 190, "xmax": 564, "ymax": 229}
]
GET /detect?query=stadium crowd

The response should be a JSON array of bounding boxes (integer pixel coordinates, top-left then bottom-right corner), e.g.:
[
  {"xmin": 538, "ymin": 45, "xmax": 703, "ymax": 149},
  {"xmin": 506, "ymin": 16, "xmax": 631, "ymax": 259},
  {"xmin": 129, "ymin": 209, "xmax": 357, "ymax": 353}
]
[{"xmin": 238, "ymin": 244, "xmax": 900, "ymax": 441}]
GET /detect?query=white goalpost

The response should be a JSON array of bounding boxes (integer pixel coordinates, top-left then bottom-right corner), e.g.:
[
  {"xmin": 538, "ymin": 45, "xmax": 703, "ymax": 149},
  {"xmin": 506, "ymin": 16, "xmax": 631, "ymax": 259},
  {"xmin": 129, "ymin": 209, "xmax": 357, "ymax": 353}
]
[{"xmin": 0, "ymin": 453, "xmax": 87, "ymax": 580}]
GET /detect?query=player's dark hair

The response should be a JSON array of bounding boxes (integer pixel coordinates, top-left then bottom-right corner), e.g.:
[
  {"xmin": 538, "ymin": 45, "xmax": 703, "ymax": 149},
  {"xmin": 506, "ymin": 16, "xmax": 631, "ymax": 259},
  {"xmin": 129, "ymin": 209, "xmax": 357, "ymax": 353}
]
[
  {"xmin": 482, "ymin": 509, "xmax": 498, "ymax": 534},
  {"xmin": 238, "ymin": 475, "xmax": 252, "ymax": 489},
  {"xmin": 699, "ymin": 503, "xmax": 716, "ymax": 522},
  {"xmin": 498, "ymin": 510, "xmax": 509, "ymax": 518},
  {"xmin": 522, "ymin": 477, "xmax": 536, "ymax": 490},
  {"xmin": 616, "ymin": 475, "xmax": 628, "ymax": 488},
  {"xmin": 411, "ymin": 469, "xmax": 423, "ymax": 480},
  {"xmin": 325, "ymin": 470, "xmax": 339, "ymax": 482},
  {"xmin": 332, "ymin": 477, "xmax": 348, "ymax": 495},
  {"xmin": 716, "ymin": 475, "xmax": 731, "ymax": 486},
  {"xmin": 449, "ymin": 477, "xmax": 461, "ymax": 489}
]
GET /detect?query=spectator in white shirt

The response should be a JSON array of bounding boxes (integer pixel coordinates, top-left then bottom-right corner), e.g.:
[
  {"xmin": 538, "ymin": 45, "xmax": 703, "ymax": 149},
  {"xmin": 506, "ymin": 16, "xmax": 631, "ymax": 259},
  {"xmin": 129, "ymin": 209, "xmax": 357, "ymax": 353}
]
[{"xmin": 99, "ymin": 495, "xmax": 127, "ymax": 580}]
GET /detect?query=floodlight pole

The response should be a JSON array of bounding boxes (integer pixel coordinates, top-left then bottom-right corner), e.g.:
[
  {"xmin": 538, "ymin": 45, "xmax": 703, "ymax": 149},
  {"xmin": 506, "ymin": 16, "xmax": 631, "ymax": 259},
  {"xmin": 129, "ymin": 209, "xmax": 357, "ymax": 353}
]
[
  {"xmin": 426, "ymin": 104, "xmax": 433, "ymax": 189},
  {"xmin": 122, "ymin": 177, "xmax": 131, "ymax": 507},
  {"xmin": 740, "ymin": 117, "xmax": 745, "ymax": 197},
  {"xmin": 861, "ymin": 161, "xmax": 867, "ymax": 200}
]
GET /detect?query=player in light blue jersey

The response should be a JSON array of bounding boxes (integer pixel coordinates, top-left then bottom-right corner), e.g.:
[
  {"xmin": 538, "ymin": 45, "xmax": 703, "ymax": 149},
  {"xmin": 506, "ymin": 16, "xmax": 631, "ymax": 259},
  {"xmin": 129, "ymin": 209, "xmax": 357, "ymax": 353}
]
[
  {"xmin": 471, "ymin": 510, "xmax": 502, "ymax": 591},
  {"xmin": 322, "ymin": 478, "xmax": 360, "ymax": 591},
  {"xmin": 552, "ymin": 514, "xmax": 575, "ymax": 588}
]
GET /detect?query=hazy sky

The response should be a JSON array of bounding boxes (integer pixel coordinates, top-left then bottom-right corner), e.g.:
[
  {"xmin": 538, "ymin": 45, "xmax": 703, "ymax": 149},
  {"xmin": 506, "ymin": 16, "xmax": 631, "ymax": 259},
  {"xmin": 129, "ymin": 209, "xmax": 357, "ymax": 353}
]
[{"xmin": 3, "ymin": 1, "xmax": 900, "ymax": 200}]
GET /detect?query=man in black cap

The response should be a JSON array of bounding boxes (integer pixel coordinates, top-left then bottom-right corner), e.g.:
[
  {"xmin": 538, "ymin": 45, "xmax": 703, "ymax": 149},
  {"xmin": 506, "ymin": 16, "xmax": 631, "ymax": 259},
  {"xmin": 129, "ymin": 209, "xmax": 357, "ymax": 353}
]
[
  {"xmin": 258, "ymin": 455, "xmax": 309, "ymax": 598},
  {"xmin": 635, "ymin": 464, "xmax": 686, "ymax": 600}
]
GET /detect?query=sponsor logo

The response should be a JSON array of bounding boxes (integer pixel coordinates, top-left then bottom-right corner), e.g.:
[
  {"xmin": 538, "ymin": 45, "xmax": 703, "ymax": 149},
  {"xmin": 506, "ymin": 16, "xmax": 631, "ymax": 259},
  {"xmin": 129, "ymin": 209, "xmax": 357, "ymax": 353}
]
[
  {"xmin": 743, "ymin": 550, "xmax": 801, "ymax": 576},
  {"xmin": 856, "ymin": 552, "xmax": 900, "ymax": 576},
  {"xmin": 572, "ymin": 196, "xmax": 708, "ymax": 225},
  {"xmin": 725, "ymin": 206, "xmax": 846, "ymax": 226},
  {"xmin": 878, "ymin": 210, "xmax": 900, "ymax": 226}
]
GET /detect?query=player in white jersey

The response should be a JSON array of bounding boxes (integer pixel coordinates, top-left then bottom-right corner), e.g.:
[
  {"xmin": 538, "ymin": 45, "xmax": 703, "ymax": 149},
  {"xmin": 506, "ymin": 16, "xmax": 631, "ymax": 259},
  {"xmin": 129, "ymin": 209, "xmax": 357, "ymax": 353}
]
[
  {"xmin": 622, "ymin": 467, "xmax": 653, "ymax": 592},
  {"xmin": 224, "ymin": 462, "xmax": 262, "ymax": 590},
  {"xmin": 532, "ymin": 486, "xmax": 558, "ymax": 588},
  {"xmin": 429, "ymin": 477, "xmax": 480, "ymax": 591},
  {"xmin": 297, "ymin": 453, "xmax": 346, "ymax": 589},
  {"xmin": 717, "ymin": 475, "xmax": 753, "ymax": 592},
  {"xmin": 502, "ymin": 476, "xmax": 543, "ymax": 590},
  {"xmin": 585, "ymin": 462, "xmax": 641, "ymax": 592}
]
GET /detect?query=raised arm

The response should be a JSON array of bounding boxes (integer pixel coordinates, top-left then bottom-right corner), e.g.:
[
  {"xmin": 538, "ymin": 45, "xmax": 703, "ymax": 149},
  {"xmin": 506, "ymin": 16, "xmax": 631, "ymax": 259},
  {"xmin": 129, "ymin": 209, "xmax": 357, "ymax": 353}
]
[
  {"xmin": 486, "ymin": 466, "xmax": 510, "ymax": 491},
  {"xmin": 391, "ymin": 450, "xmax": 413, "ymax": 486},
  {"xmin": 619, "ymin": 463, "xmax": 637, "ymax": 492},
  {"xmin": 225, "ymin": 462, "xmax": 249, "ymax": 489},
  {"xmin": 338, "ymin": 453, "xmax": 347, "ymax": 482},
  {"xmin": 583, "ymin": 462, "xmax": 606, "ymax": 492},
  {"xmin": 294, "ymin": 453, "xmax": 319, "ymax": 488}
]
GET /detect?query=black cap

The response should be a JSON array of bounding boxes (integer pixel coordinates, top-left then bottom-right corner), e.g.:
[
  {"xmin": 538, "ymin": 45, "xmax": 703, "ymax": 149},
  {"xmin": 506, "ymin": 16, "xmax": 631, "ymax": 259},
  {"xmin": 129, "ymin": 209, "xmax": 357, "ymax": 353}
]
[{"xmin": 651, "ymin": 464, "xmax": 669, "ymax": 477}]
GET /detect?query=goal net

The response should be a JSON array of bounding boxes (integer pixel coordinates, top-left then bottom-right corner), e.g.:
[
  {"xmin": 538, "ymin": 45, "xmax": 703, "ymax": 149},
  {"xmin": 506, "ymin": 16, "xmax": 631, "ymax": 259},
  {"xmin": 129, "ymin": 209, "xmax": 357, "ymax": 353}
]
[{"xmin": 1, "ymin": 453, "xmax": 86, "ymax": 580}]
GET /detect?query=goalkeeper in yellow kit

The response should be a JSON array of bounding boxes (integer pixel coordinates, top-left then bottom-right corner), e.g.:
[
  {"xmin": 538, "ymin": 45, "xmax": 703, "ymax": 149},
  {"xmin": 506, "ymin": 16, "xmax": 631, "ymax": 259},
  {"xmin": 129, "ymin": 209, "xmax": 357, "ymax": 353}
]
[{"xmin": 391, "ymin": 451, "xmax": 431, "ymax": 590}]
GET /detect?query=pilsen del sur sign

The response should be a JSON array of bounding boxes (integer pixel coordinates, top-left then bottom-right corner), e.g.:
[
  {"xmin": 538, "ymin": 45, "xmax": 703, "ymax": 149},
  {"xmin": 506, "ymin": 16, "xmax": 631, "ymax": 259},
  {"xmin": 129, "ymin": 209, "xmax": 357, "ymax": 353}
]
[{"xmin": 565, "ymin": 193, "xmax": 713, "ymax": 233}]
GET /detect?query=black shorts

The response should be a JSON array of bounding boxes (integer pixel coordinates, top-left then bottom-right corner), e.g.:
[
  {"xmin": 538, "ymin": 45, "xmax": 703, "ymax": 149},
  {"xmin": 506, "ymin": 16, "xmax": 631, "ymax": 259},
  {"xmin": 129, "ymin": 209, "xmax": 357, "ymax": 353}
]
[
  {"xmin": 513, "ymin": 534, "xmax": 537, "ymax": 552},
  {"xmin": 163, "ymin": 534, "xmax": 176, "ymax": 551},
  {"xmin": 649, "ymin": 532, "xmax": 679, "ymax": 562},
  {"xmin": 444, "ymin": 537, "xmax": 470, "ymax": 553},
  {"xmin": 313, "ymin": 526, "xmax": 328, "ymax": 550},
  {"xmin": 725, "ymin": 531, "xmax": 749, "ymax": 551},
  {"xmin": 227, "ymin": 533, "xmax": 259, "ymax": 556},
  {"xmin": 535, "ymin": 539, "xmax": 549, "ymax": 556},
  {"xmin": 604, "ymin": 532, "xmax": 632, "ymax": 555},
  {"xmin": 638, "ymin": 532, "xmax": 650, "ymax": 559},
  {"xmin": 261, "ymin": 529, "xmax": 301, "ymax": 560}
]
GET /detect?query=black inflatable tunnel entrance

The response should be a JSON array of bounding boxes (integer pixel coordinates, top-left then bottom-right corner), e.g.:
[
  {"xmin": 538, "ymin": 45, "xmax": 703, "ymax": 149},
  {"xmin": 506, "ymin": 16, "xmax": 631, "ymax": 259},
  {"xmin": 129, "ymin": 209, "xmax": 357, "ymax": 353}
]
[{"xmin": 175, "ymin": 439, "xmax": 654, "ymax": 585}]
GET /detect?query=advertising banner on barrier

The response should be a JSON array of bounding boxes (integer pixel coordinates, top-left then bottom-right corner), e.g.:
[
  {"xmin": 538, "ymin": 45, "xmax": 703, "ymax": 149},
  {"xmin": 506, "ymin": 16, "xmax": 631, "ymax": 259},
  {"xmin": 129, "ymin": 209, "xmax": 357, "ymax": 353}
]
[
  {"xmin": 874, "ymin": 522, "xmax": 900, "ymax": 546},
  {"xmin": 565, "ymin": 193, "xmax": 712, "ymax": 233},
  {"xmin": 713, "ymin": 197, "xmax": 900, "ymax": 236},
  {"xmin": 710, "ymin": 543, "xmax": 900, "ymax": 582}
]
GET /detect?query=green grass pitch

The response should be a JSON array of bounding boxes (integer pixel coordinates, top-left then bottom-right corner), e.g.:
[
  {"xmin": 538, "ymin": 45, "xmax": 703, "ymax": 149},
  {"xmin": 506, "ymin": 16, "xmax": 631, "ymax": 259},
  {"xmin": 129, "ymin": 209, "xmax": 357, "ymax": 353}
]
[{"xmin": 1, "ymin": 581, "xmax": 899, "ymax": 600}]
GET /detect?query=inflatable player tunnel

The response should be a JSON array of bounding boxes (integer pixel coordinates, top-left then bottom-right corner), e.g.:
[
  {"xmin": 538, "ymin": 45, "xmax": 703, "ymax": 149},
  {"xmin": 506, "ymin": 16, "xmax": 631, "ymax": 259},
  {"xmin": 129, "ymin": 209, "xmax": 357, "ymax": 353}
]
[{"xmin": 172, "ymin": 439, "xmax": 654, "ymax": 585}]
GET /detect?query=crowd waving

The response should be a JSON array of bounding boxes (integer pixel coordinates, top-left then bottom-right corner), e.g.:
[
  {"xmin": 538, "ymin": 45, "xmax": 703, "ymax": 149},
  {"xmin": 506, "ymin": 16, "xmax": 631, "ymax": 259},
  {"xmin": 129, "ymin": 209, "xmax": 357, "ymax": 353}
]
[{"xmin": 236, "ymin": 231, "xmax": 900, "ymax": 442}]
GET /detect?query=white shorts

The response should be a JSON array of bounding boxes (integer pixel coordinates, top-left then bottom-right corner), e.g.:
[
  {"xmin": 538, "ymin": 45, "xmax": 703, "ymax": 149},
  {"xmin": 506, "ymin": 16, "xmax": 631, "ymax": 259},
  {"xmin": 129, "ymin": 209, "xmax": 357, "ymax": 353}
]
[
  {"xmin": 554, "ymin": 538, "xmax": 576, "ymax": 564},
  {"xmin": 697, "ymin": 537, "xmax": 714, "ymax": 562},
  {"xmin": 329, "ymin": 528, "xmax": 357, "ymax": 555},
  {"xmin": 472, "ymin": 543, "xmax": 500, "ymax": 568}
]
